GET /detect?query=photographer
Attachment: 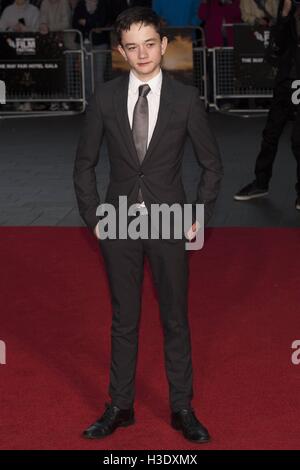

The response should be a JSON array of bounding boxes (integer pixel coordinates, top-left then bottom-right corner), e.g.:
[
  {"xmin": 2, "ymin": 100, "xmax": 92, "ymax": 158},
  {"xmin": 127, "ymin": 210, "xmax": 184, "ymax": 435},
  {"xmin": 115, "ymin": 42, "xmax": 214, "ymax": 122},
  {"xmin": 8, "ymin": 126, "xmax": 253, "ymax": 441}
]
[{"xmin": 234, "ymin": 0, "xmax": 300, "ymax": 211}]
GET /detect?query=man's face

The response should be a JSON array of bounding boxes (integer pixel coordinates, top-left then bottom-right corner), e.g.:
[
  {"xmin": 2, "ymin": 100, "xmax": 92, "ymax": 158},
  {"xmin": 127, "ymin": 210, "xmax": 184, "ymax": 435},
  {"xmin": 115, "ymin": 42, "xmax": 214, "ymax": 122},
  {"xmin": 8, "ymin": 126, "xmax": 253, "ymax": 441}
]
[
  {"xmin": 15, "ymin": 0, "xmax": 26, "ymax": 5},
  {"xmin": 118, "ymin": 22, "xmax": 168, "ymax": 81}
]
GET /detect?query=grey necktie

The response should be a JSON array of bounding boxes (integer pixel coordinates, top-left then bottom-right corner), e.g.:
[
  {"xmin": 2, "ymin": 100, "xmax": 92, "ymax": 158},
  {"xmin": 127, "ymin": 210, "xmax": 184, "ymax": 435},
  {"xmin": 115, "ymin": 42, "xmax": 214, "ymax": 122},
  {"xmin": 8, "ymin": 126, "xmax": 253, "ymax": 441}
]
[{"xmin": 132, "ymin": 84, "xmax": 151, "ymax": 203}]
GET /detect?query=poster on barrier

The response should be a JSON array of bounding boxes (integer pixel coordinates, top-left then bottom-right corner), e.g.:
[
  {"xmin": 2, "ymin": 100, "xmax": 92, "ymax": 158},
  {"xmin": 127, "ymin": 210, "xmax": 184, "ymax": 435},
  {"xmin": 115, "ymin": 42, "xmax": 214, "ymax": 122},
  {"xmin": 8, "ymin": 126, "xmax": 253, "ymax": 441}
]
[
  {"xmin": 233, "ymin": 24, "xmax": 277, "ymax": 88},
  {"xmin": 0, "ymin": 32, "xmax": 66, "ymax": 96},
  {"xmin": 110, "ymin": 28, "xmax": 194, "ymax": 85}
]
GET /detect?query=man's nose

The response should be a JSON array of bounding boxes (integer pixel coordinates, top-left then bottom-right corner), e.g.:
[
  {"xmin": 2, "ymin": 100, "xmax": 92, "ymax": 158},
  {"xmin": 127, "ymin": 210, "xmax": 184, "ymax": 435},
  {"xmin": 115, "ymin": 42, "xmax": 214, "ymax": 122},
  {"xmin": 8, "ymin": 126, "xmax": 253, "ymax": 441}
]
[{"xmin": 138, "ymin": 46, "xmax": 148, "ymax": 58}]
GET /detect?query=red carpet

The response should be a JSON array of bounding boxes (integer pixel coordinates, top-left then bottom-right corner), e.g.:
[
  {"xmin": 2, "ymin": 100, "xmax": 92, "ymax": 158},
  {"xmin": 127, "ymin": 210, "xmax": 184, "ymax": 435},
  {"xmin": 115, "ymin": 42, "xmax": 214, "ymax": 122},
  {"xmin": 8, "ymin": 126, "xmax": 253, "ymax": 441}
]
[{"xmin": 1, "ymin": 227, "xmax": 300, "ymax": 450}]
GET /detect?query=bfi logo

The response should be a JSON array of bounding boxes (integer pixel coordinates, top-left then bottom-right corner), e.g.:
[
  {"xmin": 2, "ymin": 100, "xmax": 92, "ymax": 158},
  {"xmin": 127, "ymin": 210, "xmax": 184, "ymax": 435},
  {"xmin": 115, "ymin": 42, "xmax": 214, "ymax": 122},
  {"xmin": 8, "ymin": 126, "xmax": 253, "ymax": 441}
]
[
  {"xmin": 0, "ymin": 80, "xmax": 6, "ymax": 104},
  {"xmin": 0, "ymin": 340, "xmax": 6, "ymax": 365}
]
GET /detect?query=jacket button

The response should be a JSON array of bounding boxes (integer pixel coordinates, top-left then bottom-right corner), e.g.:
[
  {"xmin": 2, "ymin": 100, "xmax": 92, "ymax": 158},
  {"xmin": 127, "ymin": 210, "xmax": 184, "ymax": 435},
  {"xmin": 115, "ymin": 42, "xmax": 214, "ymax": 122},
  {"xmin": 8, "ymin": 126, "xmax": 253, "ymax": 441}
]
[{"xmin": 139, "ymin": 172, "xmax": 144, "ymax": 178}]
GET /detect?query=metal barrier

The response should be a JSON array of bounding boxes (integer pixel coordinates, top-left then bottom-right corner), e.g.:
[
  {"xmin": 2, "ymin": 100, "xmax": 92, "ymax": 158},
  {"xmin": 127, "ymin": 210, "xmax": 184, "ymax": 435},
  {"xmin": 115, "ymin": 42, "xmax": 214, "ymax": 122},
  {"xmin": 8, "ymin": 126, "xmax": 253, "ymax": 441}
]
[
  {"xmin": 213, "ymin": 23, "xmax": 274, "ymax": 115},
  {"xmin": 0, "ymin": 30, "xmax": 86, "ymax": 118},
  {"xmin": 212, "ymin": 47, "xmax": 273, "ymax": 115},
  {"xmin": 0, "ymin": 24, "xmax": 277, "ymax": 118}
]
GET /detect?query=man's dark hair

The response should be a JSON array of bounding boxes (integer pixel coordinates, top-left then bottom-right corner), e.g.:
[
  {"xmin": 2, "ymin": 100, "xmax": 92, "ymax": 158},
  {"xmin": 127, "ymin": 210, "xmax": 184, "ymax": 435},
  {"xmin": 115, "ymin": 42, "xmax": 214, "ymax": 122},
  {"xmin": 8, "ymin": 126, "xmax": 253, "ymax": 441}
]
[{"xmin": 114, "ymin": 7, "xmax": 163, "ymax": 45}]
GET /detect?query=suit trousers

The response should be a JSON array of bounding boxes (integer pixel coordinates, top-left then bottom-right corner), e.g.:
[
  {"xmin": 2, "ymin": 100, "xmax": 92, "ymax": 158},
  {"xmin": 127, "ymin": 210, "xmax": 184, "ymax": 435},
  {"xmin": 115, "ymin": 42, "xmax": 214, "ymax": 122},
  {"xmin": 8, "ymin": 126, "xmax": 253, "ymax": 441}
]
[
  {"xmin": 99, "ymin": 222, "xmax": 194, "ymax": 413},
  {"xmin": 255, "ymin": 79, "xmax": 300, "ymax": 188}
]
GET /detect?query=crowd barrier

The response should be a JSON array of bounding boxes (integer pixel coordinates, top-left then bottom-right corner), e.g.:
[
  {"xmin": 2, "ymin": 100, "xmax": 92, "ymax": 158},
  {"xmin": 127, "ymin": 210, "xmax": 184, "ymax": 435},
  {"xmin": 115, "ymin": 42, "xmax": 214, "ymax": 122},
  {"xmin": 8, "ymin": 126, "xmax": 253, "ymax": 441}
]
[
  {"xmin": 0, "ymin": 30, "xmax": 86, "ymax": 117},
  {"xmin": 214, "ymin": 23, "xmax": 274, "ymax": 115},
  {"xmin": 0, "ymin": 25, "xmax": 276, "ymax": 118}
]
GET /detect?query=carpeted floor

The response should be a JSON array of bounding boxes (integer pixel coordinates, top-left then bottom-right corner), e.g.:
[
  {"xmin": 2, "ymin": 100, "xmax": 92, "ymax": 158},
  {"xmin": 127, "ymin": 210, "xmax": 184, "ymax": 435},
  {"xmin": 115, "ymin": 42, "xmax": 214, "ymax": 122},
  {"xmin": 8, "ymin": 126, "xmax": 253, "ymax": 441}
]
[{"xmin": 1, "ymin": 227, "xmax": 300, "ymax": 450}]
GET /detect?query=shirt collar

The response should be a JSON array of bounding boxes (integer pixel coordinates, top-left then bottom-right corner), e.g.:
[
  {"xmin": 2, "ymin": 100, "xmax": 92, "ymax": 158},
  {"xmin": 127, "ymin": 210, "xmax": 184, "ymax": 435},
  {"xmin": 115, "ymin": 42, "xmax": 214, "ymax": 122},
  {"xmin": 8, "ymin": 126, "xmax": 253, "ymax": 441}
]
[{"xmin": 128, "ymin": 69, "xmax": 162, "ymax": 97}]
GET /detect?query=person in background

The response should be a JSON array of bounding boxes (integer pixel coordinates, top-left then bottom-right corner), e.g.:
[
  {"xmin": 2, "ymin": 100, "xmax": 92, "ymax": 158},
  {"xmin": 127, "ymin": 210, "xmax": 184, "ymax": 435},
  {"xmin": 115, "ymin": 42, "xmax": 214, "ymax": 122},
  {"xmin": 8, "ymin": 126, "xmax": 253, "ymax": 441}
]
[
  {"xmin": 234, "ymin": 0, "xmax": 300, "ymax": 211},
  {"xmin": 0, "ymin": 0, "xmax": 39, "ymax": 31},
  {"xmin": 198, "ymin": 0, "xmax": 241, "ymax": 48},
  {"xmin": 240, "ymin": 0, "xmax": 278, "ymax": 26},
  {"xmin": 39, "ymin": 0, "xmax": 71, "ymax": 111},
  {"xmin": 39, "ymin": 0, "xmax": 71, "ymax": 34},
  {"xmin": 72, "ymin": 0, "xmax": 110, "ymax": 98}
]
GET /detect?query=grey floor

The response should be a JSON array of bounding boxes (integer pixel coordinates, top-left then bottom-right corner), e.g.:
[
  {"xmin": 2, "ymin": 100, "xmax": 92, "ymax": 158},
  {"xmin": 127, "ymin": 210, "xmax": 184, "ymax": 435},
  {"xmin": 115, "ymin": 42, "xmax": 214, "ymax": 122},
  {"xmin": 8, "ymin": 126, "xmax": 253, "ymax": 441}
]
[{"xmin": 1, "ymin": 111, "xmax": 300, "ymax": 227}]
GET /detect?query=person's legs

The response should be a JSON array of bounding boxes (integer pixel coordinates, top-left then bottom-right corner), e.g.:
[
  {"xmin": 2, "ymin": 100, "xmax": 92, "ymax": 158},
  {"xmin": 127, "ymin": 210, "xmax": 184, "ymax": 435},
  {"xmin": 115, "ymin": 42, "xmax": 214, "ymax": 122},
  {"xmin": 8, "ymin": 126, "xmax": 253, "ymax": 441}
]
[
  {"xmin": 100, "ymin": 237, "xmax": 144, "ymax": 410},
  {"xmin": 235, "ymin": 80, "xmax": 293, "ymax": 201},
  {"xmin": 254, "ymin": 80, "xmax": 293, "ymax": 187},
  {"xmin": 291, "ymin": 104, "xmax": 300, "ymax": 208},
  {"xmin": 143, "ymin": 238, "xmax": 193, "ymax": 412}
]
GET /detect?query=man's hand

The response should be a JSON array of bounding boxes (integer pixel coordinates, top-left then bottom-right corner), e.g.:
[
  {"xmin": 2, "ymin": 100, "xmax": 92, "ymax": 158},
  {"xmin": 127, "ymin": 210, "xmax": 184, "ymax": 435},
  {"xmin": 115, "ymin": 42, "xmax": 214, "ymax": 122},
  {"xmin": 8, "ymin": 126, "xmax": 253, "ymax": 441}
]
[
  {"xmin": 13, "ymin": 22, "xmax": 26, "ymax": 32},
  {"xmin": 257, "ymin": 17, "xmax": 269, "ymax": 26},
  {"xmin": 186, "ymin": 221, "xmax": 200, "ymax": 241},
  {"xmin": 94, "ymin": 223, "xmax": 100, "ymax": 240},
  {"xmin": 79, "ymin": 18, "xmax": 86, "ymax": 27},
  {"xmin": 39, "ymin": 23, "xmax": 49, "ymax": 35},
  {"xmin": 282, "ymin": 0, "xmax": 292, "ymax": 17}
]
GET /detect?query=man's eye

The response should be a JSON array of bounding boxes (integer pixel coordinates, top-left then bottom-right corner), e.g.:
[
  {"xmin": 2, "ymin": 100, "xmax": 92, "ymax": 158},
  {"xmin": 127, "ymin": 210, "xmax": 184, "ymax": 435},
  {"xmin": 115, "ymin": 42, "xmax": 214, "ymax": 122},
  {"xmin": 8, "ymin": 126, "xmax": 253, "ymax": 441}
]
[
  {"xmin": 128, "ymin": 47, "xmax": 136, "ymax": 51},
  {"xmin": 147, "ymin": 43, "xmax": 155, "ymax": 47}
]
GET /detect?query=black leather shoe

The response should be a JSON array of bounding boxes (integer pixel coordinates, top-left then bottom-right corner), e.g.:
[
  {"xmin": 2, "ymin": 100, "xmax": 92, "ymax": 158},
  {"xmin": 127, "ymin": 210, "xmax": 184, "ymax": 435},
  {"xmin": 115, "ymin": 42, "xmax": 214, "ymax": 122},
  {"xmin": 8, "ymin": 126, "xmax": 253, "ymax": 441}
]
[
  {"xmin": 171, "ymin": 409, "xmax": 210, "ymax": 443},
  {"xmin": 83, "ymin": 402, "xmax": 135, "ymax": 439}
]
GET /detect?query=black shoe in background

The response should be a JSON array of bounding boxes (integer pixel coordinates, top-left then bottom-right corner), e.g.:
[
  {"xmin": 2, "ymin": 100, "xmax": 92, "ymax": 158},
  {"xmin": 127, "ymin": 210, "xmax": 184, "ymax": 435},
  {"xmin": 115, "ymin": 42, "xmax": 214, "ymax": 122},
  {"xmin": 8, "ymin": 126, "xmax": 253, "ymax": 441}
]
[{"xmin": 234, "ymin": 180, "xmax": 269, "ymax": 201}]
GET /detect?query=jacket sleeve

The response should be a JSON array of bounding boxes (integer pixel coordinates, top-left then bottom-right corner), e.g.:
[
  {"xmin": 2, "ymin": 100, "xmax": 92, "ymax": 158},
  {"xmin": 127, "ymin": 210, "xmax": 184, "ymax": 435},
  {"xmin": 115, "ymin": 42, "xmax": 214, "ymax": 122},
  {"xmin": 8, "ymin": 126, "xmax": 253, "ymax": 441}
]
[
  {"xmin": 0, "ymin": 8, "xmax": 9, "ymax": 31},
  {"xmin": 73, "ymin": 90, "xmax": 105, "ymax": 230},
  {"xmin": 187, "ymin": 89, "xmax": 223, "ymax": 225},
  {"xmin": 26, "ymin": 5, "xmax": 40, "ymax": 32}
]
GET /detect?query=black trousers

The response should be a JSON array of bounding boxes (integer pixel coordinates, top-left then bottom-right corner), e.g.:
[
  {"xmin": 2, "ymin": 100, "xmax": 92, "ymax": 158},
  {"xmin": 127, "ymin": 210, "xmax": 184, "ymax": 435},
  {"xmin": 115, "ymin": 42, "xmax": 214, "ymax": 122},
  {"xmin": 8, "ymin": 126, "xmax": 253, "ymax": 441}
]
[
  {"xmin": 255, "ymin": 79, "xmax": 300, "ymax": 189},
  {"xmin": 99, "ymin": 231, "xmax": 194, "ymax": 413}
]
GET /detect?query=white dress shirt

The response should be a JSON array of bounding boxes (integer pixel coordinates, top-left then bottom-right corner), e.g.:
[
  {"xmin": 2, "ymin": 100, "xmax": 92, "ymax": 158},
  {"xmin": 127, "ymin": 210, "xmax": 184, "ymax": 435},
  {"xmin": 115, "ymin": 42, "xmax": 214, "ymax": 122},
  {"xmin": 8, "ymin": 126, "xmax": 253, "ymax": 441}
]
[
  {"xmin": 127, "ymin": 69, "xmax": 162, "ymax": 147},
  {"xmin": 127, "ymin": 69, "xmax": 162, "ymax": 207}
]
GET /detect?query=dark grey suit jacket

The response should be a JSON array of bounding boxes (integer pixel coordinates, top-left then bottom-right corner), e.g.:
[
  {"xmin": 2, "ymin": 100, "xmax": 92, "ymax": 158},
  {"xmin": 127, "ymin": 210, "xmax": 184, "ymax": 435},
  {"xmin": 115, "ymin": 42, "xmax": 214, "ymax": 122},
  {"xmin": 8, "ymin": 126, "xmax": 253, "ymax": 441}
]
[{"xmin": 73, "ymin": 72, "xmax": 223, "ymax": 231}]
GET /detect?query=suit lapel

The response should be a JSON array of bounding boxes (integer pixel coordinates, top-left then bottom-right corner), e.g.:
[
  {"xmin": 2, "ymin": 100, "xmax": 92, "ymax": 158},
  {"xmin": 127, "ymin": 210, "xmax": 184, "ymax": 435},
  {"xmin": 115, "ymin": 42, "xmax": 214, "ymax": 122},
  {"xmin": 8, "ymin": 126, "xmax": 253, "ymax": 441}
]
[
  {"xmin": 142, "ymin": 72, "xmax": 174, "ymax": 166},
  {"xmin": 113, "ymin": 74, "xmax": 140, "ymax": 167}
]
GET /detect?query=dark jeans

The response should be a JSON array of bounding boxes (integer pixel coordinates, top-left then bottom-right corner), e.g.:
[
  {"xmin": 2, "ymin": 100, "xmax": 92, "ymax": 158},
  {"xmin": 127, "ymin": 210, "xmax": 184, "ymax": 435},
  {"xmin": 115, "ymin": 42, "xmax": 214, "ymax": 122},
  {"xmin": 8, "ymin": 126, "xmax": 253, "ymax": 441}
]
[{"xmin": 255, "ymin": 79, "xmax": 300, "ymax": 189}]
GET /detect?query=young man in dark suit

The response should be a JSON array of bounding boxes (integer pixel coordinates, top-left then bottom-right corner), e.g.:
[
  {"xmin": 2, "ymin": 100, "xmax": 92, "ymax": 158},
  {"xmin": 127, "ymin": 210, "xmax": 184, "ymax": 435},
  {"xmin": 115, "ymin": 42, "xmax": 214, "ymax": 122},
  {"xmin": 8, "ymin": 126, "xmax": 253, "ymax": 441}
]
[{"xmin": 73, "ymin": 6, "xmax": 223, "ymax": 443}]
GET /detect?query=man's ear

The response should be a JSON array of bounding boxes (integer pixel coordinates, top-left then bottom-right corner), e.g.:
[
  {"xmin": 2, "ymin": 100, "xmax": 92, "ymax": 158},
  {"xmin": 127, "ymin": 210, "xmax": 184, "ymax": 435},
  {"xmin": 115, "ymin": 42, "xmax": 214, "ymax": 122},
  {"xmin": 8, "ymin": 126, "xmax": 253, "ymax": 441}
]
[
  {"xmin": 117, "ymin": 44, "xmax": 127, "ymax": 61},
  {"xmin": 161, "ymin": 36, "xmax": 168, "ymax": 56}
]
